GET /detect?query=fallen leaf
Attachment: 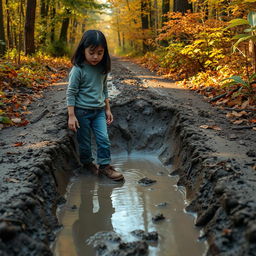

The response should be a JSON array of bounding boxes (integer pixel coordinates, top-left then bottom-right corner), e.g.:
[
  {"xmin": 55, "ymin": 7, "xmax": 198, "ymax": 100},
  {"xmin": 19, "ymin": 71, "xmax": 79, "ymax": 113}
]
[
  {"xmin": 6, "ymin": 152, "xmax": 20, "ymax": 155},
  {"xmin": 232, "ymin": 119, "xmax": 247, "ymax": 125},
  {"xmin": 241, "ymin": 99, "xmax": 250, "ymax": 109},
  {"xmin": 18, "ymin": 132, "xmax": 28, "ymax": 137},
  {"xmin": 226, "ymin": 112, "xmax": 234, "ymax": 119},
  {"xmin": 231, "ymin": 111, "xmax": 247, "ymax": 118},
  {"xmin": 17, "ymin": 120, "xmax": 30, "ymax": 126},
  {"xmin": 227, "ymin": 98, "xmax": 242, "ymax": 107},
  {"xmin": 200, "ymin": 125, "xmax": 222, "ymax": 130},
  {"xmin": 212, "ymin": 126, "xmax": 222, "ymax": 131},
  {"xmin": 12, "ymin": 142, "xmax": 25, "ymax": 147},
  {"xmin": 22, "ymin": 98, "xmax": 31, "ymax": 106},
  {"xmin": 249, "ymin": 119, "xmax": 256, "ymax": 124},
  {"xmin": 200, "ymin": 125, "xmax": 209, "ymax": 129},
  {"xmin": 5, "ymin": 178, "xmax": 20, "ymax": 183},
  {"xmin": 222, "ymin": 229, "xmax": 232, "ymax": 236},
  {"xmin": 11, "ymin": 118, "xmax": 22, "ymax": 123}
]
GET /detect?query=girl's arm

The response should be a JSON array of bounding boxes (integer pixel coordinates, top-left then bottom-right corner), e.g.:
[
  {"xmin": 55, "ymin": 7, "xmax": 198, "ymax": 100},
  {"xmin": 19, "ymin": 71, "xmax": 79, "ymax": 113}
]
[
  {"xmin": 68, "ymin": 106, "xmax": 80, "ymax": 132},
  {"xmin": 105, "ymin": 98, "xmax": 113, "ymax": 125},
  {"xmin": 67, "ymin": 66, "xmax": 81, "ymax": 132}
]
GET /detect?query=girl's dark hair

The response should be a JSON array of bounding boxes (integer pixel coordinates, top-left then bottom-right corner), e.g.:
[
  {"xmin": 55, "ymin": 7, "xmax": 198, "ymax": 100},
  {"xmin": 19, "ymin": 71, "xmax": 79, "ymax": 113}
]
[{"xmin": 71, "ymin": 30, "xmax": 111, "ymax": 74}]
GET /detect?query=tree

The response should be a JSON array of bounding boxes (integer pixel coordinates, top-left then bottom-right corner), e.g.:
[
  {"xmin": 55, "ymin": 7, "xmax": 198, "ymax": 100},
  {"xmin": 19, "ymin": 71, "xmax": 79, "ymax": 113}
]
[
  {"xmin": 59, "ymin": 8, "xmax": 71, "ymax": 42},
  {"xmin": 174, "ymin": 0, "xmax": 192, "ymax": 13},
  {"xmin": 24, "ymin": 0, "xmax": 37, "ymax": 55},
  {"xmin": 39, "ymin": 0, "xmax": 49, "ymax": 45},
  {"xmin": 5, "ymin": 0, "xmax": 12, "ymax": 49},
  {"xmin": 0, "ymin": 0, "xmax": 6, "ymax": 55},
  {"xmin": 162, "ymin": 0, "xmax": 169, "ymax": 25},
  {"xmin": 141, "ymin": 0, "xmax": 149, "ymax": 52}
]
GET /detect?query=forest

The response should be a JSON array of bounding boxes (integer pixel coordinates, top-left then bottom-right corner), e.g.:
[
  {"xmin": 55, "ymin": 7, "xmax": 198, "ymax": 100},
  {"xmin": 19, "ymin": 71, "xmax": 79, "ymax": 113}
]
[{"xmin": 0, "ymin": 0, "xmax": 256, "ymax": 127}]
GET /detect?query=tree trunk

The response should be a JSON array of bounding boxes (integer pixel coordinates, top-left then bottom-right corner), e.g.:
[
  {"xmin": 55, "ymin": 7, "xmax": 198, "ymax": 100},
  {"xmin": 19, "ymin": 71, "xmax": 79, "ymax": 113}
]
[
  {"xmin": 69, "ymin": 18, "xmax": 77, "ymax": 45},
  {"xmin": 59, "ymin": 8, "xmax": 71, "ymax": 43},
  {"xmin": 40, "ymin": 0, "xmax": 48, "ymax": 45},
  {"xmin": 50, "ymin": 4, "xmax": 56, "ymax": 42},
  {"xmin": 141, "ymin": 0, "xmax": 149, "ymax": 53},
  {"xmin": 154, "ymin": 0, "xmax": 159, "ymax": 32},
  {"xmin": 24, "ymin": 0, "xmax": 37, "ymax": 55},
  {"xmin": 0, "ymin": 0, "xmax": 6, "ymax": 55},
  {"xmin": 116, "ymin": 15, "xmax": 121, "ymax": 47},
  {"xmin": 249, "ymin": 40, "xmax": 256, "ymax": 73},
  {"xmin": 162, "ymin": 0, "xmax": 170, "ymax": 25},
  {"xmin": 6, "ymin": 0, "xmax": 12, "ymax": 49},
  {"xmin": 122, "ymin": 32, "xmax": 125, "ymax": 52},
  {"xmin": 174, "ymin": 0, "xmax": 192, "ymax": 13}
]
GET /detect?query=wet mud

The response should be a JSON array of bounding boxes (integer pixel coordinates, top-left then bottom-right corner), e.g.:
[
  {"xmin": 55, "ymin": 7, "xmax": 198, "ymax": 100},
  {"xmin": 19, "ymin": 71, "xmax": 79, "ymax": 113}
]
[{"xmin": 0, "ymin": 57, "xmax": 256, "ymax": 255}]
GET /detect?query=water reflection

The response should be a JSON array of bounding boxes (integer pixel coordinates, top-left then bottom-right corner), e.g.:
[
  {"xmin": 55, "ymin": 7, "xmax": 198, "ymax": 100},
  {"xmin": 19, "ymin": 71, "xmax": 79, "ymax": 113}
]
[
  {"xmin": 54, "ymin": 154, "xmax": 206, "ymax": 256},
  {"xmin": 72, "ymin": 176, "xmax": 116, "ymax": 255}
]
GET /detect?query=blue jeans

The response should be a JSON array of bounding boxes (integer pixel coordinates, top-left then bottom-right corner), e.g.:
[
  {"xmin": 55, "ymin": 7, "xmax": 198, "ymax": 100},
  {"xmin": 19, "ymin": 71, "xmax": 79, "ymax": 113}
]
[{"xmin": 75, "ymin": 107, "xmax": 111, "ymax": 165}]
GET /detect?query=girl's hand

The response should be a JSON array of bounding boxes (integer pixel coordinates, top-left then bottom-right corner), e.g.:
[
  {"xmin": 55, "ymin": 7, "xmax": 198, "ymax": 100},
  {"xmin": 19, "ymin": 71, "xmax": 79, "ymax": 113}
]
[
  {"xmin": 106, "ymin": 110, "xmax": 113, "ymax": 125},
  {"xmin": 68, "ymin": 115, "xmax": 80, "ymax": 132}
]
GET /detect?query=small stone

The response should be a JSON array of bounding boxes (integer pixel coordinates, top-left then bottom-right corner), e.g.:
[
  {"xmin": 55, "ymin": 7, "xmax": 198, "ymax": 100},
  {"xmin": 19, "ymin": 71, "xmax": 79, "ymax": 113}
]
[
  {"xmin": 0, "ymin": 222, "xmax": 20, "ymax": 241},
  {"xmin": 118, "ymin": 241, "xmax": 148, "ymax": 254},
  {"xmin": 246, "ymin": 224, "xmax": 256, "ymax": 243},
  {"xmin": 138, "ymin": 177, "xmax": 156, "ymax": 186},
  {"xmin": 152, "ymin": 213, "xmax": 165, "ymax": 222},
  {"xmin": 195, "ymin": 206, "xmax": 218, "ymax": 226},
  {"xmin": 131, "ymin": 230, "xmax": 158, "ymax": 241},
  {"xmin": 229, "ymin": 134, "xmax": 237, "ymax": 140},
  {"xmin": 247, "ymin": 150, "xmax": 256, "ymax": 158},
  {"xmin": 214, "ymin": 184, "xmax": 225, "ymax": 195},
  {"xmin": 71, "ymin": 205, "xmax": 77, "ymax": 210},
  {"xmin": 222, "ymin": 197, "xmax": 239, "ymax": 214}
]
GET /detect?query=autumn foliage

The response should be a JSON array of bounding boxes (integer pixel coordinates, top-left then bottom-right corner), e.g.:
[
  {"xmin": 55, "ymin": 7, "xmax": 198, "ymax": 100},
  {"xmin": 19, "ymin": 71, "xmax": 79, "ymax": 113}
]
[
  {"xmin": 136, "ymin": 11, "xmax": 256, "ymax": 115},
  {"xmin": 0, "ymin": 54, "xmax": 71, "ymax": 128}
]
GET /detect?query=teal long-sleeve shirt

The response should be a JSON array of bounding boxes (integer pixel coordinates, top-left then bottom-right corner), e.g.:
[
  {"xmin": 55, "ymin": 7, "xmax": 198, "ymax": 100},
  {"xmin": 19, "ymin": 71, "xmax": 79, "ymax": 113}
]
[{"xmin": 66, "ymin": 63, "xmax": 108, "ymax": 109}]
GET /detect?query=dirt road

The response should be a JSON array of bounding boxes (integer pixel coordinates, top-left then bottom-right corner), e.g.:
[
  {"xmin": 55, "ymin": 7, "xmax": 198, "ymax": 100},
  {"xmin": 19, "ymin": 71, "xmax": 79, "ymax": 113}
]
[{"xmin": 0, "ymin": 57, "xmax": 256, "ymax": 255}]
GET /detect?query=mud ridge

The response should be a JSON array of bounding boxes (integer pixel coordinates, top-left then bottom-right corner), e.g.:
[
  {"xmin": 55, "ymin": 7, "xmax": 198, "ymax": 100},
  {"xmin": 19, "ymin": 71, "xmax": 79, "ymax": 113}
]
[{"xmin": 0, "ymin": 86, "xmax": 81, "ymax": 255}]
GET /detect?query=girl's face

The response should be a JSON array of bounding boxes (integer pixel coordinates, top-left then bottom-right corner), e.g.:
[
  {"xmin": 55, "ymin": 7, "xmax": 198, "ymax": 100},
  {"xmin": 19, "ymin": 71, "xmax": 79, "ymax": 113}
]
[{"xmin": 84, "ymin": 45, "xmax": 104, "ymax": 66}]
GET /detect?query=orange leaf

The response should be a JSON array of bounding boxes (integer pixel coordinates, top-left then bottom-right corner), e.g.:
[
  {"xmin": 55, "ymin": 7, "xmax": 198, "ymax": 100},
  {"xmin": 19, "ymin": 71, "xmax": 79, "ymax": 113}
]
[
  {"xmin": 241, "ymin": 99, "xmax": 250, "ymax": 109},
  {"xmin": 5, "ymin": 178, "xmax": 20, "ymax": 183},
  {"xmin": 13, "ymin": 142, "xmax": 25, "ymax": 147},
  {"xmin": 17, "ymin": 120, "xmax": 30, "ymax": 127},
  {"xmin": 232, "ymin": 119, "xmax": 246, "ymax": 125},
  {"xmin": 200, "ymin": 125, "xmax": 222, "ymax": 130},
  {"xmin": 222, "ymin": 229, "xmax": 232, "ymax": 236}
]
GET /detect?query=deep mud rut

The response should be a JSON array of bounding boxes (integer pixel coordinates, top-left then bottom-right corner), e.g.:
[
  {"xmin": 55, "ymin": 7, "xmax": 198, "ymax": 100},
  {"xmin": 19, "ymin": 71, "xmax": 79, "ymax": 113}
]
[
  {"xmin": 0, "ymin": 57, "xmax": 256, "ymax": 256},
  {"xmin": 53, "ymin": 154, "xmax": 206, "ymax": 256}
]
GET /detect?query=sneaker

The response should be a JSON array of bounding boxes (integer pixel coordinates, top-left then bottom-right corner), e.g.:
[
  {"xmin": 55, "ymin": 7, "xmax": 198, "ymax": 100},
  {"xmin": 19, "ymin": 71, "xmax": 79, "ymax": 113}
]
[
  {"xmin": 99, "ymin": 165, "xmax": 124, "ymax": 181},
  {"xmin": 83, "ymin": 162, "xmax": 99, "ymax": 175}
]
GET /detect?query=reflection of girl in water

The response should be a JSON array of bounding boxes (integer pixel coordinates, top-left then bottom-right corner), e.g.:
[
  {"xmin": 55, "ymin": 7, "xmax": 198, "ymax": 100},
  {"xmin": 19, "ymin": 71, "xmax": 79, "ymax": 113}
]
[{"xmin": 72, "ymin": 176, "xmax": 121, "ymax": 255}]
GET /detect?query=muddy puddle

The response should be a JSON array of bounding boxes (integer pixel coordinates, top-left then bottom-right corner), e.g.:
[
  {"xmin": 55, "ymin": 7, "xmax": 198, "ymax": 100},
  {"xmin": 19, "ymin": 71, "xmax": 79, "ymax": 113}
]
[{"xmin": 53, "ymin": 153, "xmax": 206, "ymax": 256}]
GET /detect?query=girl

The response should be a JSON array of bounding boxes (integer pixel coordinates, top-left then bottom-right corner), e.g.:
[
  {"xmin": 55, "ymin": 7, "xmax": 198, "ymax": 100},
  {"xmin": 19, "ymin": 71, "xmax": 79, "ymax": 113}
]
[{"xmin": 66, "ymin": 30, "xmax": 124, "ymax": 181}]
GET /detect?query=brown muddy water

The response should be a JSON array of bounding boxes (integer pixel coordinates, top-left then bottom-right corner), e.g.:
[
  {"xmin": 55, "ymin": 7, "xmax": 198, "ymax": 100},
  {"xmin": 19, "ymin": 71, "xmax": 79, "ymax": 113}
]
[{"xmin": 53, "ymin": 153, "xmax": 206, "ymax": 256}]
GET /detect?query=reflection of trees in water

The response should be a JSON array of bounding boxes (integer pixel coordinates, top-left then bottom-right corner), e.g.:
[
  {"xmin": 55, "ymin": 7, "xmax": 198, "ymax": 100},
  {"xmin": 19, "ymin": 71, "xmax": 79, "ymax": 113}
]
[{"xmin": 72, "ymin": 175, "xmax": 122, "ymax": 256}]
